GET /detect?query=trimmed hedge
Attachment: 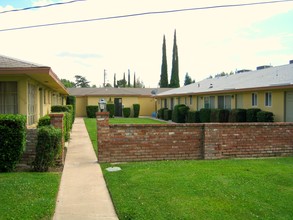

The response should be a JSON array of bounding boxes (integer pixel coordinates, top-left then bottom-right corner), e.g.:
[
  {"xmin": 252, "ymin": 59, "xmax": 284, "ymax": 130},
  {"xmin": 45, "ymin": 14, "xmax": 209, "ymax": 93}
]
[
  {"xmin": 229, "ymin": 109, "xmax": 247, "ymax": 122},
  {"xmin": 187, "ymin": 111, "xmax": 200, "ymax": 123},
  {"xmin": 37, "ymin": 115, "xmax": 51, "ymax": 127},
  {"xmin": 158, "ymin": 108, "xmax": 168, "ymax": 119},
  {"xmin": 33, "ymin": 126, "xmax": 62, "ymax": 172},
  {"xmin": 210, "ymin": 109, "xmax": 229, "ymax": 122},
  {"xmin": 199, "ymin": 108, "xmax": 211, "ymax": 123},
  {"xmin": 106, "ymin": 104, "xmax": 115, "ymax": 118},
  {"xmin": 123, "ymin": 107, "xmax": 131, "ymax": 118},
  {"xmin": 257, "ymin": 111, "xmax": 274, "ymax": 122},
  {"xmin": 0, "ymin": 114, "xmax": 26, "ymax": 172},
  {"xmin": 163, "ymin": 109, "xmax": 172, "ymax": 121},
  {"xmin": 133, "ymin": 104, "xmax": 140, "ymax": 118},
  {"xmin": 172, "ymin": 104, "xmax": 189, "ymax": 123},
  {"xmin": 86, "ymin": 105, "xmax": 99, "ymax": 118},
  {"xmin": 66, "ymin": 96, "xmax": 76, "ymax": 122},
  {"xmin": 246, "ymin": 108, "xmax": 261, "ymax": 122}
]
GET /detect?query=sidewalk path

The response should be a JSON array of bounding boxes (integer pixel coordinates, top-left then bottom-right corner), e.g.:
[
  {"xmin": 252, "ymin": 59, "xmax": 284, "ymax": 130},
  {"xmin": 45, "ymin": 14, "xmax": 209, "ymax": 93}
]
[{"xmin": 53, "ymin": 117, "xmax": 118, "ymax": 220}]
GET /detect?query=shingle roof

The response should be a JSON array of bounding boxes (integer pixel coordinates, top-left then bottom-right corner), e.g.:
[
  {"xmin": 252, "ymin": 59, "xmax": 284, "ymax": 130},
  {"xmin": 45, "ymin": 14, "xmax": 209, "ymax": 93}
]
[
  {"xmin": 157, "ymin": 63, "xmax": 293, "ymax": 97},
  {"xmin": 68, "ymin": 87, "xmax": 171, "ymax": 97},
  {"xmin": 0, "ymin": 54, "xmax": 46, "ymax": 68}
]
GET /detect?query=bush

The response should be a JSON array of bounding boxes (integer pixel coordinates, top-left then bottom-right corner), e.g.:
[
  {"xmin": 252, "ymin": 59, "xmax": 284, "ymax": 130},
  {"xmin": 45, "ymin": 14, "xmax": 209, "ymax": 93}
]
[
  {"xmin": 158, "ymin": 108, "xmax": 168, "ymax": 119},
  {"xmin": 86, "ymin": 105, "xmax": 99, "ymax": 118},
  {"xmin": 133, "ymin": 104, "xmax": 140, "ymax": 118},
  {"xmin": 187, "ymin": 111, "xmax": 200, "ymax": 123},
  {"xmin": 66, "ymin": 105, "xmax": 74, "ymax": 129},
  {"xmin": 123, "ymin": 108, "xmax": 131, "ymax": 118},
  {"xmin": 106, "ymin": 104, "xmax": 115, "ymax": 118},
  {"xmin": 257, "ymin": 111, "xmax": 274, "ymax": 122},
  {"xmin": 66, "ymin": 96, "xmax": 76, "ymax": 122},
  {"xmin": 33, "ymin": 126, "xmax": 62, "ymax": 172},
  {"xmin": 0, "ymin": 114, "xmax": 26, "ymax": 172},
  {"xmin": 246, "ymin": 108, "xmax": 261, "ymax": 122},
  {"xmin": 229, "ymin": 109, "xmax": 247, "ymax": 122},
  {"xmin": 172, "ymin": 104, "xmax": 189, "ymax": 123},
  {"xmin": 210, "ymin": 109, "xmax": 229, "ymax": 122},
  {"xmin": 199, "ymin": 108, "xmax": 211, "ymax": 123},
  {"xmin": 51, "ymin": 106, "xmax": 72, "ymax": 141},
  {"xmin": 37, "ymin": 115, "xmax": 51, "ymax": 128},
  {"xmin": 163, "ymin": 109, "xmax": 172, "ymax": 121}
]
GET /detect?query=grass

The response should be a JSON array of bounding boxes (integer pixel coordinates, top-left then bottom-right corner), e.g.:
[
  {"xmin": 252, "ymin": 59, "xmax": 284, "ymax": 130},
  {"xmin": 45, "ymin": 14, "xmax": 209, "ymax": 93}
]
[
  {"xmin": 101, "ymin": 158, "xmax": 293, "ymax": 220},
  {"xmin": 0, "ymin": 172, "xmax": 61, "ymax": 220},
  {"xmin": 84, "ymin": 117, "xmax": 166, "ymax": 156}
]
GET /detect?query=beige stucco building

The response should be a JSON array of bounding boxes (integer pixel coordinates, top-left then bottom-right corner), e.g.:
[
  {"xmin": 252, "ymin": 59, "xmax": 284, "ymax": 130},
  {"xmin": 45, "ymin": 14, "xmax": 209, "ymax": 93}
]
[{"xmin": 0, "ymin": 55, "xmax": 68, "ymax": 125}]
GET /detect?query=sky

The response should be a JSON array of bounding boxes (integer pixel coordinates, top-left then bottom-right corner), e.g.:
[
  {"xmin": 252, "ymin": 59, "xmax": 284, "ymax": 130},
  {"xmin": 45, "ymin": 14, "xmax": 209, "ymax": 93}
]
[{"xmin": 0, "ymin": 0, "xmax": 293, "ymax": 88}]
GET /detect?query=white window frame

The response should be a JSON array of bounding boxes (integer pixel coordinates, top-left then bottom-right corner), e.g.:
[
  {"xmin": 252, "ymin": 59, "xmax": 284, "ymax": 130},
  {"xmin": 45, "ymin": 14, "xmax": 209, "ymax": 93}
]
[
  {"xmin": 252, "ymin": 93, "xmax": 258, "ymax": 107},
  {"xmin": 265, "ymin": 92, "xmax": 272, "ymax": 107}
]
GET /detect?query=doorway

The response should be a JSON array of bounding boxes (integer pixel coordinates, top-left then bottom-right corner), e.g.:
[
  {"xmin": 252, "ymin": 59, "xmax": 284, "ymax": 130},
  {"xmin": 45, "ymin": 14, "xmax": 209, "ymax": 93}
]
[
  {"xmin": 114, "ymin": 98, "xmax": 122, "ymax": 117},
  {"xmin": 285, "ymin": 91, "xmax": 293, "ymax": 122}
]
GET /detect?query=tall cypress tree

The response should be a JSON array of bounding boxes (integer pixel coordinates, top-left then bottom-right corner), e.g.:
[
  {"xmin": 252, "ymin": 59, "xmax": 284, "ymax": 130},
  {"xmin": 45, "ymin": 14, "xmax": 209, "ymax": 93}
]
[
  {"xmin": 114, "ymin": 73, "xmax": 117, "ymax": 88},
  {"xmin": 160, "ymin": 35, "xmax": 168, "ymax": 88},
  {"xmin": 170, "ymin": 30, "xmax": 180, "ymax": 88},
  {"xmin": 128, "ymin": 69, "xmax": 131, "ymax": 87},
  {"xmin": 133, "ymin": 72, "xmax": 136, "ymax": 88}
]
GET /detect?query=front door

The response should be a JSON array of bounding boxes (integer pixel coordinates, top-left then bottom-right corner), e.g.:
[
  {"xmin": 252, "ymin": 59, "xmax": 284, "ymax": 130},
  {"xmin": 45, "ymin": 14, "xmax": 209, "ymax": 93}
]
[
  {"xmin": 285, "ymin": 91, "xmax": 293, "ymax": 122},
  {"xmin": 114, "ymin": 98, "xmax": 122, "ymax": 117}
]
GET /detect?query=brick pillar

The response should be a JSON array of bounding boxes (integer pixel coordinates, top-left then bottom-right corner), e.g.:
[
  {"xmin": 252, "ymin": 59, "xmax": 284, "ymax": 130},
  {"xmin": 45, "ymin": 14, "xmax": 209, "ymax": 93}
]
[
  {"xmin": 49, "ymin": 113, "xmax": 65, "ymax": 164},
  {"xmin": 96, "ymin": 112, "xmax": 110, "ymax": 162}
]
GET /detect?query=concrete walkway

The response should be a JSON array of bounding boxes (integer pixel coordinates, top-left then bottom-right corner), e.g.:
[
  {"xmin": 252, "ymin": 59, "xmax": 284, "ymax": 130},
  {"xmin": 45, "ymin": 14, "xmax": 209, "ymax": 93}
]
[{"xmin": 53, "ymin": 118, "xmax": 118, "ymax": 220}]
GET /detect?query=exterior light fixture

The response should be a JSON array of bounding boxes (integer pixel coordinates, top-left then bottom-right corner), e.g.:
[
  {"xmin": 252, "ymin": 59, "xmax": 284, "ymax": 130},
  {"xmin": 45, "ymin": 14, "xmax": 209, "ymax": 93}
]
[{"xmin": 98, "ymin": 98, "xmax": 107, "ymax": 112}]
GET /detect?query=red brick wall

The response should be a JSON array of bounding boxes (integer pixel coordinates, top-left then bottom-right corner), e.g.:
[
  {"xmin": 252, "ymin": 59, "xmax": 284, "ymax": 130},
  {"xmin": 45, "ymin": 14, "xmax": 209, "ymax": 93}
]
[
  {"xmin": 97, "ymin": 113, "xmax": 293, "ymax": 163},
  {"xmin": 204, "ymin": 123, "xmax": 293, "ymax": 159}
]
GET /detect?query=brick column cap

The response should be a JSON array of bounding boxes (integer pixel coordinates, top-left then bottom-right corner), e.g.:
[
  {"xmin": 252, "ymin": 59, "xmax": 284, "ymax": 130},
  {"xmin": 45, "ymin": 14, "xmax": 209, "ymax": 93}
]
[{"xmin": 96, "ymin": 112, "xmax": 109, "ymax": 117}]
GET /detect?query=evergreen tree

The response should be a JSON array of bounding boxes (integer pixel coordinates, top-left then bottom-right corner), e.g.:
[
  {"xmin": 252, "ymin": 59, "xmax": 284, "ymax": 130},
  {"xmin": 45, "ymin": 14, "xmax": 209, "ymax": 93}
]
[
  {"xmin": 123, "ymin": 72, "xmax": 126, "ymax": 87},
  {"xmin": 133, "ymin": 72, "xmax": 136, "ymax": 88},
  {"xmin": 75, "ymin": 75, "xmax": 90, "ymax": 88},
  {"xmin": 128, "ymin": 69, "xmax": 131, "ymax": 87},
  {"xmin": 169, "ymin": 30, "xmax": 180, "ymax": 88},
  {"xmin": 184, "ymin": 72, "xmax": 195, "ymax": 86},
  {"xmin": 114, "ymin": 73, "xmax": 117, "ymax": 88},
  {"xmin": 160, "ymin": 35, "xmax": 168, "ymax": 88}
]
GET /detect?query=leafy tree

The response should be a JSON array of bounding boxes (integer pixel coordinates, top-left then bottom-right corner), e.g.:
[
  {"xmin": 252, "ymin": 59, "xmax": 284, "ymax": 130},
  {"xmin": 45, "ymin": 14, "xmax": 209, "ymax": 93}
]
[
  {"xmin": 184, "ymin": 73, "xmax": 195, "ymax": 86},
  {"xmin": 135, "ymin": 78, "xmax": 145, "ymax": 88},
  {"xmin": 61, "ymin": 79, "xmax": 75, "ymax": 88},
  {"xmin": 160, "ymin": 35, "xmax": 168, "ymax": 88},
  {"xmin": 117, "ymin": 79, "xmax": 127, "ymax": 88},
  {"xmin": 169, "ymin": 30, "xmax": 180, "ymax": 88},
  {"xmin": 105, "ymin": 83, "xmax": 112, "ymax": 87},
  {"xmin": 75, "ymin": 75, "xmax": 90, "ymax": 88}
]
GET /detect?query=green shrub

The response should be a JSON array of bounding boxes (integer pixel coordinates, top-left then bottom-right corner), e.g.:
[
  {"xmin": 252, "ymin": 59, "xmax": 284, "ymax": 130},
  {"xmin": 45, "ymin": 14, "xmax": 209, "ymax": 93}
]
[
  {"xmin": 37, "ymin": 115, "xmax": 51, "ymax": 128},
  {"xmin": 229, "ymin": 109, "xmax": 247, "ymax": 122},
  {"xmin": 106, "ymin": 104, "xmax": 115, "ymax": 118},
  {"xmin": 0, "ymin": 114, "xmax": 26, "ymax": 172},
  {"xmin": 51, "ymin": 106, "xmax": 72, "ymax": 141},
  {"xmin": 163, "ymin": 109, "xmax": 172, "ymax": 121},
  {"xmin": 66, "ymin": 96, "xmax": 76, "ymax": 122},
  {"xmin": 199, "ymin": 108, "xmax": 211, "ymax": 123},
  {"xmin": 158, "ymin": 108, "xmax": 168, "ymax": 119},
  {"xmin": 187, "ymin": 111, "xmax": 200, "ymax": 123},
  {"xmin": 133, "ymin": 104, "xmax": 140, "ymax": 118},
  {"xmin": 246, "ymin": 108, "xmax": 261, "ymax": 122},
  {"xmin": 172, "ymin": 104, "xmax": 189, "ymax": 123},
  {"xmin": 210, "ymin": 109, "xmax": 229, "ymax": 122},
  {"xmin": 257, "ymin": 111, "xmax": 274, "ymax": 122},
  {"xmin": 33, "ymin": 126, "xmax": 62, "ymax": 172},
  {"xmin": 66, "ymin": 105, "xmax": 74, "ymax": 129},
  {"xmin": 123, "ymin": 108, "xmax": 131, "ymax": 118},
  {"xmin": 86, "ymin": 105, "xmax": 99, "ymax": 118}
]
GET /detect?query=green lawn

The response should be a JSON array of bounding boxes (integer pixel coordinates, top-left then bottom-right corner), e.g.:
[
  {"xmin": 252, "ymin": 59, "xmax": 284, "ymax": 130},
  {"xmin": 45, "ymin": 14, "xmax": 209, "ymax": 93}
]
[
  {"xmin": 84, "ymin": 117, "xmax": 166, "ymax": 156},
  {"xmin": 0, "ymin": 172, "xmax": 61, "ymax": 220},
  {"xmin": 101, "ymin": 158, "xmax": 293, "ymax": 220}
]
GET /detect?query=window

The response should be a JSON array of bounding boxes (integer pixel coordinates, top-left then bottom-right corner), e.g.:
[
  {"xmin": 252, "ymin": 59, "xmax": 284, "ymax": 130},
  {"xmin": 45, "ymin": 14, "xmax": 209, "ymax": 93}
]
[
  {"xmin": 265, "ymin": 92, "xmax": 272, "ymax": 107},
  {"xmin": 252, "ymin": 93, "xmax": 258, "ymax": 106},
  {"xmin": 28, "ymin": 83, "xmax": 36, "ymax": 125},
  {"xmin": 178, "ymin": 97, "xmax": 181, "ymax": 105},
  {"xmin": 0, "ymin": 82, "xmax": 18, "ymax": 114},
  {"xmin": 218, "ymin": 95, "xmax": 232, "ymax": 109},
  {"xmin": 164, "ymin": 99, "xmax": 167, "ymax": 108},
  {"xmin": 204, "ymin": 96, "xmax": 215, "ymax": 109},
  {"xmin": 170, "ymin": 98, "xmax": 174, "ymax": 110},
  {"xmin": 189, "ymin": 95, "xmax": 192, "ymax": 105}
]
